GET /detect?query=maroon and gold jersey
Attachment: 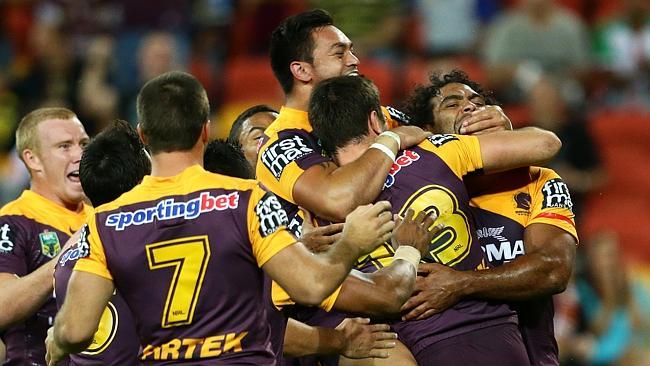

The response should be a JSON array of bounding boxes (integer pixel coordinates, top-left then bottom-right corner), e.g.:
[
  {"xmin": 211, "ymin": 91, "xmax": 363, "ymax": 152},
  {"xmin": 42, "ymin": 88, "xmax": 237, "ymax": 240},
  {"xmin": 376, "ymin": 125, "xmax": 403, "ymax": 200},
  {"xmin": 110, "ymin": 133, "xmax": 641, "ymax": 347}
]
[
  {"xmin": 256, "ymin": 106, "xmax": 403, "ymax": 238},
  {"xmin": 363, "ymin": 135, "xmax": 517, "ymax": 357},
  {"xmin": 75, "ymin": 165, "xmax": 297, "ymax": 365},
  {"xmin": 54, "ymin": 235, "xmax": 139, "ymax": 366},
  {"xmin": 0, "ymin": 190, "xmax": 90, "ymax": 366},
  {"xmin": 469, "ymin": 167, "xmax": 578, "ymax": 366}
]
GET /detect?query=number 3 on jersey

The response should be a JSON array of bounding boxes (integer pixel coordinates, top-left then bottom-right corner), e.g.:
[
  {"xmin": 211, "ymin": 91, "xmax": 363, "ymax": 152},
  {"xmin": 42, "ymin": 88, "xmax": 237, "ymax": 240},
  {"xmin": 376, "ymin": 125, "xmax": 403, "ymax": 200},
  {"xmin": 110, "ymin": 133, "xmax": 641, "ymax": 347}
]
[
  {"xmin": 146, "ymin": 236, "xmax": 211, "ymax": 328},
  {"xmin": 399, "ymin": 185, "xmax": 471, "ymax": 266}
]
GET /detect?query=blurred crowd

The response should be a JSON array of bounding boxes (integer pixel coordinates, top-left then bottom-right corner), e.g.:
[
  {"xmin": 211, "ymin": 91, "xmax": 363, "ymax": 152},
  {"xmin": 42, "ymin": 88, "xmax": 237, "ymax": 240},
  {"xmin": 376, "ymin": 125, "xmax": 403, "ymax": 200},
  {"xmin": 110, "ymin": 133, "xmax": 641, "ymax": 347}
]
[{"xmin": 0, "ymin": 0, "xmax": 649, "ymax": 364}]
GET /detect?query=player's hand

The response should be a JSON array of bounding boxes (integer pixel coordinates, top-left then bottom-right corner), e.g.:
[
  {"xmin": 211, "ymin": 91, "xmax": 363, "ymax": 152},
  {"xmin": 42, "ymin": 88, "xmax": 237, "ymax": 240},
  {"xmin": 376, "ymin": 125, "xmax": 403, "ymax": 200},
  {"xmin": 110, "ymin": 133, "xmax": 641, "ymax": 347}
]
[
  {"xmin": 460, "ymin": 105, "xmax": 512, "ymax": 135},
  {"xmin": 336, "ymin": 317, "xmax": 397, "ymax": 359},
  {"xmin": 342, "ymin": 201, "xmax": 394, "ymax": 256},
  {"xmin": 45, "ymin": 326, "xmax": 66, "ymax": 366},
  {"xmin": 299, "ymin": 208, "xmax": 344, "ymax": 253},
  {"xmin": 390, "ymin": 126, "xmax": 432, "ymax": 149},
  {"xmin": 391, "ymin": 209, "xmax": 443, "ymax": 256},
  {"xmin": 400, "ymin": 263, "xmax": 468, "ymax": 320}
]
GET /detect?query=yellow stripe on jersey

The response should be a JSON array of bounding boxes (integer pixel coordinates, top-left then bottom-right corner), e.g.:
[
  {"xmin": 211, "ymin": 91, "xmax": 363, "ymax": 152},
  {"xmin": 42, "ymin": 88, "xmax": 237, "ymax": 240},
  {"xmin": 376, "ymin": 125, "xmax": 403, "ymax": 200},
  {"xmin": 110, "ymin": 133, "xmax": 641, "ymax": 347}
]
[
  {"xmin": 470, "ymin": 167, "xmax": 578, "ymax": 242},
  {"xmin": 93, "ymin": 165, "xmax": 258, "ymax": 214},
  {"xmin": 0, "ymin": 190, "xmax": 91, "ymax": 235},
  {"xmin": 75, "ymin": 212, "xmax": 112, "ymax": 280},
  {"xmin": 271, "ymin": 280, "xmax": 343, "ymax": 312},
  {"xmin": 255, "ymin": 107, "xmax": 312, "ymax": 204},
  {"xmin": 246, "ymin": 185, "xmax": 298, "ymax": 267},
  {"xmin": 418, "ymin": 134, "xmax": 483, "ymax": 180}
]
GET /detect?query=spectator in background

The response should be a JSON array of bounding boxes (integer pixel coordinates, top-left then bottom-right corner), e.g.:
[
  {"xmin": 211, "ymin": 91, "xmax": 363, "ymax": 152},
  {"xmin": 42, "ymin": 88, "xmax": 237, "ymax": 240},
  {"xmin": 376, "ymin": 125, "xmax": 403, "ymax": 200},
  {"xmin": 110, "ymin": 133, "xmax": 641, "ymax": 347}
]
[
  {"xmin": 592, "ymin": 0, "xmax": 650, "ymax": 106},
  {"xmin": 414, "ymin": 0, "xmax": 482, "ymax": 56},
  {"xmin": 559, "ymin": 232, "xmax": 650, "ymax": 366},
  {"xmin": 483, "ymin": 0, "xmax": 589, "ymax": 104},
  {"xmin": 308, "ymin": 0, "xmax": 406, "ymax": 62},
  {"xmin": 120, "ymin": 31, "xmax": 183, "ymax": 124}
]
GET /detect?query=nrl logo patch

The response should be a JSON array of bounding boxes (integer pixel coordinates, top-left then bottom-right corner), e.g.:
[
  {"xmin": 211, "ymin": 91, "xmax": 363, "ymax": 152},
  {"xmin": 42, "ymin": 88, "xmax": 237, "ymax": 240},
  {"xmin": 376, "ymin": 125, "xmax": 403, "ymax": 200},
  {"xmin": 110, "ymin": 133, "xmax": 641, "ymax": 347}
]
[{"xmin": 39, "ymin": 230, "xmax": 61, "ymax": 258}]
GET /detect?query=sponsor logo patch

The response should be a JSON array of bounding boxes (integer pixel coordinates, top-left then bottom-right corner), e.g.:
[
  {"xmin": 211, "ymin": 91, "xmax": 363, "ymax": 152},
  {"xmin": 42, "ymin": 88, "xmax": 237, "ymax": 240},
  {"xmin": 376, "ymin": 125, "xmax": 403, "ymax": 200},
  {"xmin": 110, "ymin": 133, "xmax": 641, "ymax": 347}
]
[
  {"xmin": 255, "ymin": 192, "xmax": 289, "ymax": 237},
  {"xmin": 261, "ymin": 135, "xmax": 314, "ymax": 180},
  {"xmin": 427, "ymin": 134, "xmax": 458, "ymax": 147},
  {"xmin": 39, "ymin": 230, "xmax": 61, "ymax": 258},
  {"xmin": 384, "ymin": 150, "xmax": 420, "ymax": 189},
  {"xmin": 0, "ymin": 223, "xmax": 15, "ymax": 253},
  {"xmin": 477, "ymin": 226, "xmax": 525, "ymax": 265},
  {"xmin": 105, "ymin": 192, "xmax": 239, "ymax": 231},
  {"xmin": 541, "ymin": 179, "xmax": 573, "ymax": 211}
]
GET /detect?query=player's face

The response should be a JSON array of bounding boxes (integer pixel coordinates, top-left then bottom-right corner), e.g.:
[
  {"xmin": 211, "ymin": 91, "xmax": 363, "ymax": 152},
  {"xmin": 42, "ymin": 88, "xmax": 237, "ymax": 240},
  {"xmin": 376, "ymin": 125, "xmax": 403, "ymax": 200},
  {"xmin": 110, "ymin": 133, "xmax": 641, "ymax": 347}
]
[
  {"xmin": 239, "ymin": 111, "xmax": 277, "ymax": 168},
  {"xmin": 35, "ymin": 118, "xmax": 89, "ymax": 207},
  {"xmin": 431, "ymin": 83, "xmax": 486, "ymax": 134},
  {"xmin": 309, "ymin": 25, "xmax": 359, "ymax": 84}
]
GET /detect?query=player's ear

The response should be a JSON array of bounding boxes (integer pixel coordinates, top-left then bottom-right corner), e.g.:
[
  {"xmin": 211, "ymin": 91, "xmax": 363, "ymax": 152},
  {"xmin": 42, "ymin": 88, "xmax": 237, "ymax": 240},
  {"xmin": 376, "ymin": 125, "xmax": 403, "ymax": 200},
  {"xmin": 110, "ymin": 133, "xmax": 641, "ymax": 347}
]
[
  {"xmin": 22, "ymin": 148, "xmax": 43, "ymax": 173},
  {"xmin": 136, "ymin": 124, "xmax": 148, "ymax": 146},
  {"xmin": 368, "ymin": 110, "xmax": 385, "ymax": 136},
  {"xmin": 290, "ymin": 61, "xmax": 313, "ymax": 83},
  {"xmin": 201, "ymin": 121, "xmax": 210, "ymax": 144}
]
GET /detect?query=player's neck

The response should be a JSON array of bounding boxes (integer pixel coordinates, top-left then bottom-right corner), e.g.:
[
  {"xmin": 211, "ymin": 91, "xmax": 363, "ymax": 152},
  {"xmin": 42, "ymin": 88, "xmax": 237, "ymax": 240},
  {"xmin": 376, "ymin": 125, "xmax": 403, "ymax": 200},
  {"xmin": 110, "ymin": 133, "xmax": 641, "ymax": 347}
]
[
  {"xmin": 284, "ymin": 86, "xmax": 312, "ymax": 111},
  {"xmin": 29, "ymin": 180, "xmax": 83, "ymax": 212},
  {"xmin": 150, "ymin": 150, "xmax": 203, "ymax": 178},
  {"xmin": 335, "ymin": 138, "xmax": 373, "ymax": 166}
]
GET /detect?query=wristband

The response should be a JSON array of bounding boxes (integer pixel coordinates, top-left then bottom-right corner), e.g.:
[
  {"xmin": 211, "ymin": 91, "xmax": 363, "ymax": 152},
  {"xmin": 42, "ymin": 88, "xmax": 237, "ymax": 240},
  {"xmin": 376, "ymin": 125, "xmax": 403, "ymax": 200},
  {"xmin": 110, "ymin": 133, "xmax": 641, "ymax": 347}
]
[
  {"xmin": 380, "ymin": 130, "xmax": 401, "ymax": 148},
  {"xmin": 370, "ymin": 143, "xmax": 396, "ymax": 162},
  {"xmin": 393, "ymin": 245, "xmax": 421, "ymax": 271}
]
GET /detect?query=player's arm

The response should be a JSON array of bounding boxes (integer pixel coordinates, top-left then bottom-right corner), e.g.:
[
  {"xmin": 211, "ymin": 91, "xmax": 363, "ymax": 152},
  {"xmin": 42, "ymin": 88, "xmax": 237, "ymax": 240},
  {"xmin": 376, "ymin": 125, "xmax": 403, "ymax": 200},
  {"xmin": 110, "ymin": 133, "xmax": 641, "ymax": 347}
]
[
  {"xmin": 284, "ymin": 318, "xmax": 397, "ymax": 359},
  {"xmin": 333, "ymin": 210, "xmax": 441, "ymax": 317},
  {"xmin": 477, "ymin": 127, "xmax": 561, "ymax": 173},
  {"xmin": 402, "ymin": 224, "xmax": 576, "ymax": 320},
  {"xmin": 0, "ymin": 231, "xmax": 77, "ymax": 329},
  {"xmin": 45, "ymin": 270, "xmax": 114, "ymax": 366},
  {"xmin": 294, "ymin": 126, "xmax": 429, "ymax": 221},
  {"xmin": 262, "ymin": 202, "xmax": 394, "ymax": 306}
]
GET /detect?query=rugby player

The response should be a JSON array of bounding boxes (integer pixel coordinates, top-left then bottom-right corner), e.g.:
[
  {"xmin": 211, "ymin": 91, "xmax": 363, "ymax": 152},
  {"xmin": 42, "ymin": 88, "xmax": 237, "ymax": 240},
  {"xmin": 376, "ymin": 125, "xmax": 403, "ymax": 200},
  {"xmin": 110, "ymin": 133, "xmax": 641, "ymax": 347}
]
[
  {"xmin": 258, "ymin": 9, "xmax": 429, "ymax": 225},
  {"xmin": 227, "ymin": 105, "xmax": 279, "ymax": 169},
  {"xmin": 0, "ymin": 108, "xmax": 91, "ymax": 366},
  {"xmin": 400, "ymin": 70, "xmax": 578, "ymax": 366},
  {"xmin": 45, "ymin": 71, "xmax": 399, "ymax": 365},
  {"xmin": 309, "ymin": 75, "xmax": 562, "ymax": 365},
  {"xmin": 53, "ymin": 120, "xmax": 150, "ymax": 365}
]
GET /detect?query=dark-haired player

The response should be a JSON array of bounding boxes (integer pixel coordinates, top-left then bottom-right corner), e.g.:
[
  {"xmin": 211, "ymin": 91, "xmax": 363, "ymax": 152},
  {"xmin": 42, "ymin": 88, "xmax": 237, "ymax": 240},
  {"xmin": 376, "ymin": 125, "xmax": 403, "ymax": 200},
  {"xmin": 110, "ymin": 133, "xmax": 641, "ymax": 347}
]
[
  {"xmin": 45, "ymin": 71, "xmax": 397, "ymax": 365},
  {"xmin": 53, "ymin": 119, "xmax": 149, "ymax": 365},
  {"xmin": 0, "ymin": 107, "xmax": 91, "ymax": 366},
  {"xmin": 227, "ymin": 105, "xmax": 279, "ymax": 169},
  {"xmin": 259, "ymin": 9, "xmax": 428, "ymax": 225},
  {"xmin": 400, "ymin": 70, "xmax": 578, "ymax": 366},
  {"xmin": 309, "ymin": 75, "xmax": 563, "ymax": 365}
]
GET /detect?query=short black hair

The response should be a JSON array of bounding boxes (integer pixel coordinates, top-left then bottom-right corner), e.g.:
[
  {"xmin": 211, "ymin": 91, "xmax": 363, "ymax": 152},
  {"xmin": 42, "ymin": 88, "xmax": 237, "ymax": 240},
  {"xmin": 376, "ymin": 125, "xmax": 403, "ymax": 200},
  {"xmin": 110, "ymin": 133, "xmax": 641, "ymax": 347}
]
[
  {"xmin": 204, "ymin": 139, "xmax": 254, "ymax": 179},
  {"xmin": 136, "ymin": 71, "xmax": 210, "ymax": 154},
  {"xmin": 80, "ymin": 120, "xmax": 151, "ymax": 206},
  {"xmin": 270, "ymin": 9, "xmax": 334, "ymax": 95},
  {"xmin": 402, "ymin": 70, "xmax": 498, "ymax": 131},
  {"xmin": 227, "ymin": 104, "xmax": 278, "ymax": 146},
  {"xmin": 309, "ymin": 76, "xmax": 382, "ymax": 155}
]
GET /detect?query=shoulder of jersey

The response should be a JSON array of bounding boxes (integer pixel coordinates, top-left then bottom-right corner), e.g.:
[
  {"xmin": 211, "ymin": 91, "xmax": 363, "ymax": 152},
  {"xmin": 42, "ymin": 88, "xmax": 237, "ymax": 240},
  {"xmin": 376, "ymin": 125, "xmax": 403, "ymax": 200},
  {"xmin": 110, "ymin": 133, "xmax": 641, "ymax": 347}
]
[
  {"xmin": 0, "ymin": 198, "xmax": 23, "ymax": 216},
  {"xmin": 384, "ymin": 105, "xmax": 412, "ymax": 126},
  {"xmin": 94, "ymin": 170, "xmax": 259, "ymax": 214}
]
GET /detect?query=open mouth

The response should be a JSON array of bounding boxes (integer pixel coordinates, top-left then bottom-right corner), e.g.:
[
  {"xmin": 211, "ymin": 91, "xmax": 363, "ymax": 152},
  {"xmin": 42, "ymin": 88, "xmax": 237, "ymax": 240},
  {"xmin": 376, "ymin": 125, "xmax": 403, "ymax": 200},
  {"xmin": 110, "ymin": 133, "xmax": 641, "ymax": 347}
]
[
  {"xmin": 346, "ymin": 70, "xmax": 359, "ymax": 76},
  {"xmin": 67, "ymin": 170, "xmax": 80, "ymax": 183}
]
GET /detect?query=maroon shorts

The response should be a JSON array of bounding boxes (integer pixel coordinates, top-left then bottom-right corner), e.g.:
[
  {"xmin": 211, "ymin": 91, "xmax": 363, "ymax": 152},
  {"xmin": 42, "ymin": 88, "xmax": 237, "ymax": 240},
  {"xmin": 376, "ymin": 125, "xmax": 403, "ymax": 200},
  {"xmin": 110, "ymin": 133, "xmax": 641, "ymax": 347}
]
[{"xmin": 415, "ymin": 322, "xmax": 529, "ymax": 366}]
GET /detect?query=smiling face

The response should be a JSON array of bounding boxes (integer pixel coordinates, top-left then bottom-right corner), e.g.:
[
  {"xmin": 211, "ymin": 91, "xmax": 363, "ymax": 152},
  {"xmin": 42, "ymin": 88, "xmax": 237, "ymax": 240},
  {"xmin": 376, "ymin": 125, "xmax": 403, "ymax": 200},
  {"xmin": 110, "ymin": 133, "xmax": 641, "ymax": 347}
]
[
  {"xmin": 31, "ymin": 117, "xmax": 89, "ymax": 208},
  {"xmin": 431, "ymin": 83, "xmax": 487, "ymax": 134},
  {"xmin": 238, "ymin": 111, "xmax": 278, "ymax": 168},
  {"xmin": 309, "ymin": 25, "xmax": 359, "ymax": 85}
]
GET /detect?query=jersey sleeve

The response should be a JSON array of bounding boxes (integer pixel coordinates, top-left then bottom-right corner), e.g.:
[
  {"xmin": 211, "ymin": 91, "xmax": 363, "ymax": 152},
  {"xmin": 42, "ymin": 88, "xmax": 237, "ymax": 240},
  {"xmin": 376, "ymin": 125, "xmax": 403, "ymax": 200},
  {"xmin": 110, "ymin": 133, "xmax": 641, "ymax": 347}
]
[
  {"xmin": 74, "ymin": 215, "xmax": 113, "ymax": 280},
  {"xmin": 247, "ymin": 185, "xmax": 298, "ymax": 267},
  {"xmin": 256, "ymin": 129, "xmax": 331, "ymax": 203},
  {"xmin": 528, "ymin": 168, "xmax": 579, "ymax": 242},
  {"xmin": 271, "ymin": 280, "xmax": 343, "ymax": 312},
  {"xmin": 420, "ymin": 134, "xmax": 484, "ymax": 179},
  {"xmin": 0, "ymin": 216, "xmax": 30, "ymax": 276}
]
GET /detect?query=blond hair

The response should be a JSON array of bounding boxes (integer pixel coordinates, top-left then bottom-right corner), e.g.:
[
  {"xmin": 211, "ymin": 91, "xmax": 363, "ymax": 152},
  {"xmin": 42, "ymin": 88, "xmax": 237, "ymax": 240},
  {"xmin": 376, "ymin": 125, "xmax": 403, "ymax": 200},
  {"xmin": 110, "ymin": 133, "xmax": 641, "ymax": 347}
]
[{"xmin": 15, "ymin": 107, "xmax": 77, "ymax": 163}]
